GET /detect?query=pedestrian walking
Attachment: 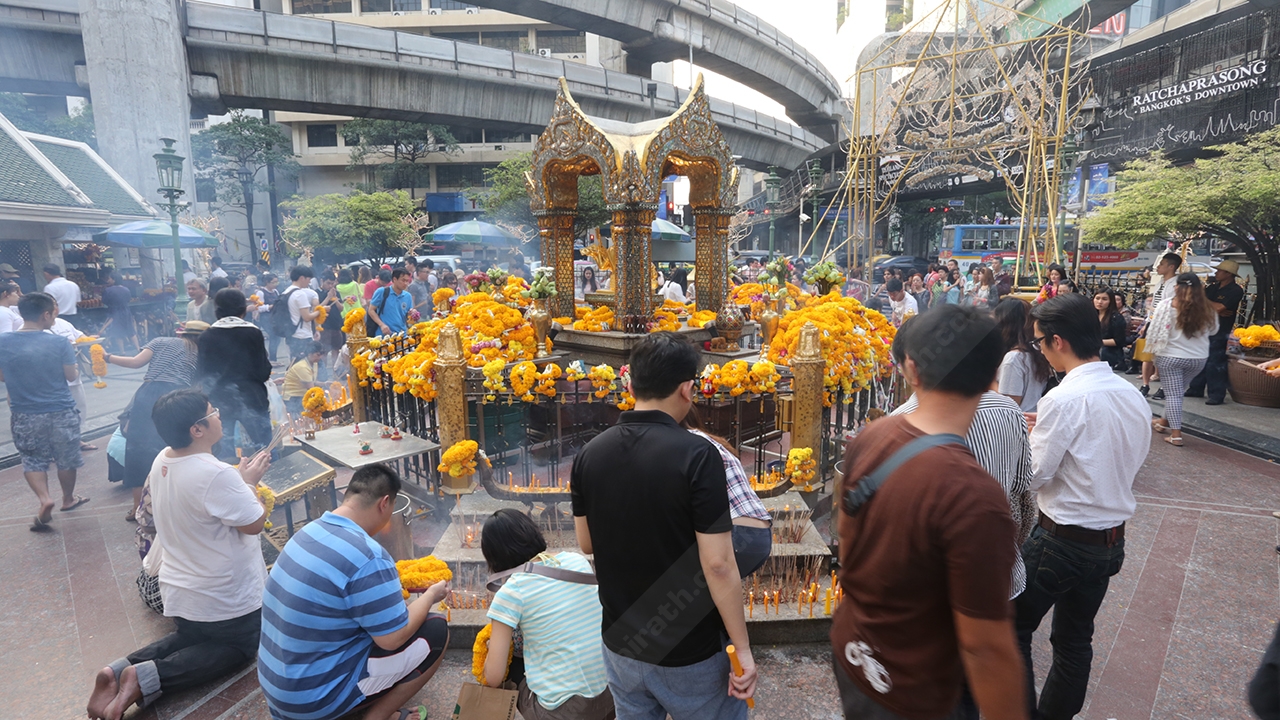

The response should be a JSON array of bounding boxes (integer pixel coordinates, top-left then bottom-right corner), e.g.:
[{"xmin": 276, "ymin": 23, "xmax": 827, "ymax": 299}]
[
  {"xmin": 834, "ymin": 305, "xmax": 1024, "ymax": 720},
  {"xmin": 251, "ymin": 273, "xmax": 282, "ymax": 364},
  {"xmin": 0, "ymin": 292, "xmax": 88, "ymax": 531},
  {"xmin": 1138, "ymin": 252, "xmax": 1181, "ymax": 398},
  {"xmin": 103, "ymin": 322, "xmax": 204, "ymax": 521},
  {"xmin": 1017, "ymin": 293, "xmax": 1151, "ymax": 720},
  {"xmin": 571, "ymin": 332, "xmax": 756, "ymax": 718},
  {"xmin": 48, "ymin": 302, "xmax": 96, "ymax": 451},
  {"xmin": 1148, "ymin": 273, "xmax": 1218, "ymax": 446},
  {"xmin": 197, "ymin": 290, "xmax": 273, "ymax": 461},
  {"xmin": 0, "ymin": 280, "xmax": 21, "ymax": 333},
  {"xmin": 281, "ymin": 265, "xmax": 319, "ymax": 361},
  {"xmin": 1187, "ymin": 259, "xmax": 1244, "ymax": 404}
]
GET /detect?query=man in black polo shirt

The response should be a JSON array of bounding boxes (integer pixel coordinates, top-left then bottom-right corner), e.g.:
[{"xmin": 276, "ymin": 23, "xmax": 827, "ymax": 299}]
[
  {"xmin": 1187, "ymin": 259, "xmax": 1245, "ymax": 405},
  {"xmin": 571, "ymin": 332, "xmax": 756, "ymax": 719}
]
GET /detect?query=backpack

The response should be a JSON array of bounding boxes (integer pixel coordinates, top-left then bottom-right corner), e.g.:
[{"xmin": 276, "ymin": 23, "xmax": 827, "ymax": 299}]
[{"xmin": 270, "ymin": 287, "xmax": 302, "ymax": 338}]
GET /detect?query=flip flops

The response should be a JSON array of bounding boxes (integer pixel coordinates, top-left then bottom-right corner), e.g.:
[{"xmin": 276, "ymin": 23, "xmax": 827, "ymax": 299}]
[
  {"xmin": 60, "ymin": 495, "xmax": 90, "ymax": 512},
  {"xmin": 1151, "ymin": 419, "xmax": 1168, "ymax": 434},
  {"xmin": 1165, "ymin": 436, "xmax": 1185, "ymax": 447}
]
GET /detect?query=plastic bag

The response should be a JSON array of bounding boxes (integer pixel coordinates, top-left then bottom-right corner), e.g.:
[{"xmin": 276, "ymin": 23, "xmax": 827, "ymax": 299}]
[{"xmin": 266, "ymin": 380, "xmax": 286, "ymax": 430}]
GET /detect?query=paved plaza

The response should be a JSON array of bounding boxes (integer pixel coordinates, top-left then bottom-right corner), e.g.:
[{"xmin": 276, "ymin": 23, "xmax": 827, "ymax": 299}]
[{"xmin": 0, "ymin": 417, "xmax": 1272, "ymax": 719}]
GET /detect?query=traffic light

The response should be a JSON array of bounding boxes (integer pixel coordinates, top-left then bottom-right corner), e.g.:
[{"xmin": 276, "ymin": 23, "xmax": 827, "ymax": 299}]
[
  {"xmin": 666, "ymin": 200, "xmax": 674, "ymax": 217},
  {"xmin": 927, "ymin": 207, "xmax": 936, "ymax": 213}
]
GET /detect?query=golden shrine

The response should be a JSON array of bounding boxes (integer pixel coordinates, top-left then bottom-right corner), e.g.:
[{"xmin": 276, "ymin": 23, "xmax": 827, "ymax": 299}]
[{"xmin": 527, "ymin": 74, "xmax": 738, "ymax": 329}]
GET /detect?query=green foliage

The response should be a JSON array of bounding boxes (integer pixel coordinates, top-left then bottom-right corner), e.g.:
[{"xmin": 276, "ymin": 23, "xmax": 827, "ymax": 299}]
[
  {"xmin": 1083, "ymin": 128, "xmax": 1280, "ymax": 321},
  {"xmin": 344, "ymin": 119, "xmax": 458, "ymax": 195},
  {"xmin": 0, "ymin": 94, "xmax": 96, "ymax": 147},
  {"xmin": 471, "ymin": 152, "xmax": 612, "ymax": 239},
  {"xmin": 192, "ymin": 111, "xmax": 297, "ymax": 206},
  {"xmin": 280, "ymin": 190, "xmax": 417, "ymax": 259}
]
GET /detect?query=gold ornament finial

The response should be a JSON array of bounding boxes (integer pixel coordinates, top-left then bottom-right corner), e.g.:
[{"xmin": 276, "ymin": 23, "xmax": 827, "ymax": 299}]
[
  {"xmin": 796, "ymin": 322, "xmax": 822, "ymax": 361},
  {"xmin": 437, "ymin": 324, "xmax": 464, "ymax": 364}
]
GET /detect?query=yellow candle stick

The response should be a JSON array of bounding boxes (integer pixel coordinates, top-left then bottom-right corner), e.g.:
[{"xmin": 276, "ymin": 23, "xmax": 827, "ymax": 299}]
[
  {"xmin": 824, "ymin": 588, "xmax": 832, "ymax": 615},
  {"xmin": 748, "ymin": 591, "xmax": 754, "ymax": 618}
]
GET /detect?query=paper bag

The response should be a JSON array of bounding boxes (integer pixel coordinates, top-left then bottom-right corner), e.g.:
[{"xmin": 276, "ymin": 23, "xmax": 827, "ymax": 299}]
[
  {"xmin": 1132, "ymin": 337, "xmax": 1153, "ymax": 362},
  {"xmin": 451, "ymin": 681, "xmax": 518, "ymax": 720}
]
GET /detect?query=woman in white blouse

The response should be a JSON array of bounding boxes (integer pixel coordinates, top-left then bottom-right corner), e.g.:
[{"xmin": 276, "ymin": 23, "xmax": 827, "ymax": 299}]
[
  {"xmin": 1148, "ymin": 273, "xmax": 1217, "ymax": 447},
  {"xmin": 659, "ymin": 267, "xmax": 689, "ymax": 304}
]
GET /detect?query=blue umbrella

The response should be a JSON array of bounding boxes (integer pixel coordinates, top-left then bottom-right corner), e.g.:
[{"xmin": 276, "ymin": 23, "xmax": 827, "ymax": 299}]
[
  {"xmin": 426, "ymin": 219, "xmax": 519, "ymax": 246},
  {"xmin": 652, "ymin": 218, "xmax": 690, "ymax": 241},
  {"xmin": 92, "ymin": 220, "xmax": 220, "ymax": 248}
]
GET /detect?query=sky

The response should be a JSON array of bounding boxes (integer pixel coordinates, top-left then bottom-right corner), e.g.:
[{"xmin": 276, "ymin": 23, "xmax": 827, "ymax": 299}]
[{"xmin": 660, "ymin": 0, "xmax": 885, "ymax": 125}]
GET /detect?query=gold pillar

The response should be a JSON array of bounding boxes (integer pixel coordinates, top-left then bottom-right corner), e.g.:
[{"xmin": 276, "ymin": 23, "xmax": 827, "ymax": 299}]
[
  {"xmin": 693, "ymin": 207, "xmax": 733, "ymax": 314},
  {"xmin": 610, "ymin": 203, "xmax": 657, "ymax": 333},
  {"xmin": 536, "ymin": 208, "xmax": 577, "ymax": 318},
  {"xmin": 790, "ymin": 322, "xmax": 824, "ymax": 456},
  {"xmin": 433, "ymin": 325, "xmax": 471, "ymax": 492},
  {"xmin": 346, "ymin": 321, "xmax": 370, "ymax": 423}
]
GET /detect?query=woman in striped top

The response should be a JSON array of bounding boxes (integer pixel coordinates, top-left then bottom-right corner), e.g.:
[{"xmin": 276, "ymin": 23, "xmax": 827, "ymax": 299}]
[
  {"xmin": 103, "ymin": 322, "xmax": 205, "ymax": 521},
  {"xmin": 481, "ymin": 509, "xmax": 615, "ymax": 719}
]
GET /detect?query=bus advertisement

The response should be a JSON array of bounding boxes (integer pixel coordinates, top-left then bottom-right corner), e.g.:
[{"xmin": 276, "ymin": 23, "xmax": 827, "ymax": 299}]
[{"xmin": 938, "ymin": 224, "xmax": 1214, "ymax": 276}]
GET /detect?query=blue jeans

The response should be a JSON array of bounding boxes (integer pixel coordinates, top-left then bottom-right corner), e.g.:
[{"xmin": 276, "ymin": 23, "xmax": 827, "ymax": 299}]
[
  {"xmin": 1014, "ymin": 525, "xmax": 1124, "ymax": 720},
  {"xmin": 602, "ymin": 644, "xmax": 747, "ymax": 720},
  {"xmin": 732, "ymin": 525, "xmax": 772, "ymax": 578}
]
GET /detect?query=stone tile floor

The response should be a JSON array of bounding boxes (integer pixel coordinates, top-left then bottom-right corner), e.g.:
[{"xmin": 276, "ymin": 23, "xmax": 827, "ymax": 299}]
[{"xmin": 3, "ymin": 428, "xmax": 1277, "ymax": 719}]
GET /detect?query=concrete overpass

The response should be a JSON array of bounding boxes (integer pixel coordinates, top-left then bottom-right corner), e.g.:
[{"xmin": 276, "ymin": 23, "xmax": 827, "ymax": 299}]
[
  {"xmin": 0, "ymin": 0, "xmax": 823, "ymax": 171},
  {"xmin": 457, "ymin": 0, "xmax": 843, "ymax": 140}
]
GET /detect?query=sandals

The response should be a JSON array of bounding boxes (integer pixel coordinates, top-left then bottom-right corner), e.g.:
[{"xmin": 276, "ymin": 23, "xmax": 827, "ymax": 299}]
[
  {"xmin": 1165, "ymin": 436, "xmax": 1184, "ymax": 447},
  {"xmin": 1151, "ymin": 419, "xmax": 1168, "ymax": 434},
  {"xmin": 60, "ymin": 495, "xmax": 90, "ymax": 512}
]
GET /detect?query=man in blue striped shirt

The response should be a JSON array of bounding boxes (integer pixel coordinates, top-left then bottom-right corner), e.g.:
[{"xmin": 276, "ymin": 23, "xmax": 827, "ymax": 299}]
[{"xmin": 259, "ymin": 464, "xmax": 450, "ymax": 720}]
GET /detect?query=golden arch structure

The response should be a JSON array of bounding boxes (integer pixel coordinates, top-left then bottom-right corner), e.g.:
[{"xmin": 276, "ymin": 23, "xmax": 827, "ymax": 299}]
[{"xmin": 527, "ymin": 75, "xmax": 739, "ymax": 330}]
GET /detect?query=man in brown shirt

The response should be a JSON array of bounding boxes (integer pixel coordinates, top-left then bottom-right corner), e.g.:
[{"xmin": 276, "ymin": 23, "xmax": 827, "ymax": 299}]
[{"xmin": 832, "ymin": 304, "xmax": 1027, "ymax": 720}]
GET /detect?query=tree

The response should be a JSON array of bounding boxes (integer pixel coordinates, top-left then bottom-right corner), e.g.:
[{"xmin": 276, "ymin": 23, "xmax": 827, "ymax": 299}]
[
  {"xmin": 344, "ymin": 119, "xmax": 459, "ymax": 197},
  {"xmin": 1082, "ymin": 129, "xmax": 1280, "ymax": 322},
  {"xmin": 472, "ymin": 152, "xmax": 612, "ymax": 240},
  {"xmin": 280, "ymin": 190, "xmax": 419, "ymax": 262},
  {"xmin": 0, "ymin": 93, "xmax": 96, "ymax": 147},
  {"xmin": 192, "ymin": 111, "xmax": 298, "ymax": 253}
]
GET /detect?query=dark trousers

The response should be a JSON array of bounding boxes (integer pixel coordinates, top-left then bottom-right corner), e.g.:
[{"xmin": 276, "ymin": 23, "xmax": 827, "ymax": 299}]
[
  {"xmin": 732, "ymin": 524, "xmax": 772, "ymax": 578},
  {"xmin": 832, "ymin": 657, "xmax": 965, "ymax": 720},
  {"xmin": 127, "ymin": 609, "xmax": 260, "ymax": 695},
  {"xmin": 1014, "ymin": 526, "xmax": 1124, "ymax": 720},
  {"xmin": 266, "ymin": 330, "xmax": 282, "ymax": 363},
  {"xmin": 1187, "ymin": 322, "xmax": 1231, "ymax": 401}
]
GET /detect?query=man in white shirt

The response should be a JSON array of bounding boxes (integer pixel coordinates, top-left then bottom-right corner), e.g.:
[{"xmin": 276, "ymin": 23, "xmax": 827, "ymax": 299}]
[
  {"xmin": 885, "ymin": 278, "xmax": 918, "ymax": 327},
  {"xmin": 208, "ymin": 256, "xmax": 228, "ymax": 280},
  {"xmin": 48, "ymin": 301, "xmax": 96, "ymax": 451},
  {"xmin": 284, "ymin": 265, "xmax": 320, "ymax": 362},
  {"xmin": 42, "ymin": 263, "xmax": 81, "ymax": 318},
  {"xmin": 1141, "ymin": 252, "xmax": 1182, "ymax": 398},
  {"xmin": 86, "ymin": 388, "xmax": 270, "ymax": 720},
  {"xmin": 1016, "ymin": 293, "xmax": 1151, "ymax": 720}
]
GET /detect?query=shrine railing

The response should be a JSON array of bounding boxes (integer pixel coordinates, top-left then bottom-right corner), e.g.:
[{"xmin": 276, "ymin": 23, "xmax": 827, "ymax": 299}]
[{"xmin": 355, "ymin": 332, "xmax": 441, "ymax": 491}]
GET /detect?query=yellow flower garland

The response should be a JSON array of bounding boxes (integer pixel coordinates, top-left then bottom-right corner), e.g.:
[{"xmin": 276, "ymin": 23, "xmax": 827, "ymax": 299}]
[
  {"xmin": 510, "ymin": 361, "xmax": 538, "ymax": 402},
  {"xmin": 257, "ymin": 484, "xmax": 275, "ymax": 530},
  {"xmin": 481, "ymin": 359, "xmax": 507, "ymax": 401},
  {"xmin": 747, "ymin": 360, "xmax": 780, "ymax": 394},
  {"xmin": 784, "ymin": 447, "xmax": 816, "ymax": 487},
  {"xmin": 90, "ymin": 344, "xmax": 107, "ymax": 388},
  {"xmin": 1234, "ymin": 324, "xmax": 1280, "ymax": 349},
  {"xmin": 587, "ymin": 364, "xmax": 617, "ymax": 398},
  {"xmin": 535, "ymin": 363, "xmax": 562, "ymax": 397},
  {"xmin": 396, "ymin": 555, "xmax": 453, "ymax": 593},
  {"xmin": 301, "ymin": 387, "xmax": 329, "ymax": 422},
  {"xmin": 342, "ymin": 307, "xmax": 366, "ymax": 334},
  {"xmin": 438, "ymin": 439, "xmax": 479, "ymax": 478},
  {"xmin": 314, "ymin": 305, "xmax": 328, "ymax": 327},
  {"xmin": 688, "ymin": 310, "xmax": 717, "ymax": 328},
  {"xmin": 651, "ymin": 308, "xmax": 681, "ymax": 333},
  {"xmin": 472, "ymin": 623, "xmax": 514, "ymax": 685},
  {"xmin": 765, "ymin": 295, "xmax": 895, "ymax": 405},
  {"xmin": 573, "ymin": 305, "xmax": 614, "ymax": 332}
]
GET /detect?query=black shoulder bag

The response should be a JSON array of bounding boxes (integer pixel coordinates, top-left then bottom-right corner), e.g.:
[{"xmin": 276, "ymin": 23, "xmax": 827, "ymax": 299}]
[
  {"xmin": 486, "ymin": 559, "xmax": 597, "ymax": 593},
  {"xmin": 842, "ymin": 434, "xmax": 968, "ymax": 515}
]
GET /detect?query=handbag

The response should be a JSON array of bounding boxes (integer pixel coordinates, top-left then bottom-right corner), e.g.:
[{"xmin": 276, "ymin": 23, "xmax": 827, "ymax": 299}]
[
  {"xmin": 842, "ymin": 434, "xmax": 967, "ymax": 516},
  {"xmin": 1132, "ymin": 337, "xmax": 1154, "ymax": 362},
  {"xmin": 451, "ymin": 681, "xmax": 518, "ymax": 720}
]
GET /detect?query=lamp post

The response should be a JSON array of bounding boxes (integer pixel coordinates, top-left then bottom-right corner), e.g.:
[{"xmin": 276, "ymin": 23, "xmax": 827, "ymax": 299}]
[
  {"xmin": 806, "ymin": 159, "xmax": 825, "ymax": 262},
  {"xmin": 238, "ymin": 165, "xmax": 256, "ymax": 253},
  {"xmin": 153, "ymin": 138, "xmax": 189, "ymax": 317},
  {"xmin": 765, "ymin": 167, "xmax": 781, "ymax": 261}
]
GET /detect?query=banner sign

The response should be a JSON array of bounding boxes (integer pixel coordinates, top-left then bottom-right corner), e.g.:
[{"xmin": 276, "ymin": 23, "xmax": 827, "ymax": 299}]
[
  {"xmin": 1129, "ymin": 60, "xmax": 1268, "ymax": 114},
  {"xmin": 1087, "ymin": 164, "xmax": 1111, "ymax": 211}
]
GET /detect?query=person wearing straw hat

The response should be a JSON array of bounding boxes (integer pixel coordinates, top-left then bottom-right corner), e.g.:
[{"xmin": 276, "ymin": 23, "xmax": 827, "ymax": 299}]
[{"xmin": 1186, "ymin": 259, "xmax": 1244, "ymax": 405}]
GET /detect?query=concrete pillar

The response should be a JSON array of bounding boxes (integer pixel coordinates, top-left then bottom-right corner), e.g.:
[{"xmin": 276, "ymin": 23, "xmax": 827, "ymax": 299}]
[
  {"xmin": 433, "ymin": 325, "xmax": 471, "ymax": 493},
  {"xmin": 610, "ymin": 204, "xmax": 656, "ymax": 333},
  {"xmin": 535, "ymin": 209, "xmax": 576, "ymax": 318},
  {"xmin": 693, "ymin": 207, "xmax": 732, "ymax": 314},
  {"xmin": 789, "ymin": 322, "xmax": 824, "ymax": 457},
  {"xmin": 79, "ymin": 0, "xmax": 195, "ymax": 290}
]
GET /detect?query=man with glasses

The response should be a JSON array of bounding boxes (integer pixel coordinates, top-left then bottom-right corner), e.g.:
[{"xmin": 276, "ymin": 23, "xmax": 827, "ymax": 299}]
[
  {"xmin": 571, "ymin": 332, "xmax": 757, "ymax": 718},
  {"xmin": 1016, "ymin": 294, "xmax": 1150, "ymax": 720},
  {"xmin": 86, "ymin": 389, "xmax": 271, "ymax": 720}
]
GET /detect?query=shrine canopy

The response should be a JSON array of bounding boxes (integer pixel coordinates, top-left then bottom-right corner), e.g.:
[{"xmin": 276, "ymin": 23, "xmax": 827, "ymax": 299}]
[{"xmin": 525, "ymin": 74, "xmax": 739, "ymax": 328}]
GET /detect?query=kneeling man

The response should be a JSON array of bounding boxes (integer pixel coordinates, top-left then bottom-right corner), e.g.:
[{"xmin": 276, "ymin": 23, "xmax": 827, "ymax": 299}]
[
  {"xmin": 87, "ymin": 389, "xmax": 271, "ymax": 719},
  {"xmin": 259, "ymin": 464, "xmax": 450, "ymax": 720}
]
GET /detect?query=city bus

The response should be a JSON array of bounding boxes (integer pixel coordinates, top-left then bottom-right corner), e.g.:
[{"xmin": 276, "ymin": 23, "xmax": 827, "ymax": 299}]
[{"xmin": 938, "ymin": 224, "xmax": 1215, "ymax": 276}]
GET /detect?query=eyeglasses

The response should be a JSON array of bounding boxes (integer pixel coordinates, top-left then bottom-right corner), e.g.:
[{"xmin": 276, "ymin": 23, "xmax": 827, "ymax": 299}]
[
  {"xmin": 1030, "ymin": 335, "xmax": 1049, "ymax": 353},
  {"xmin": 195, "ymin": 407, "xmax": 220, "ymax": 424}
]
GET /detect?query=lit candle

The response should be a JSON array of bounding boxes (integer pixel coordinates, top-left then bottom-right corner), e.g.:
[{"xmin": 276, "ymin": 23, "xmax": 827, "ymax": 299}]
[
  {"xmin": 774, "ymin": 590, "xmax": 780, "ymax": 614},
  {"xmin": 748, "ymin": 591, "xmax": 754, "ymax": 618}
]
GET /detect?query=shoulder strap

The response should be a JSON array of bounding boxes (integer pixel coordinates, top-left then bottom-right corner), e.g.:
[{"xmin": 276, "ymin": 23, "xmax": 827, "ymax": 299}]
[
  {"xmin": 486, "ymin": 560, "xmax": 597, "ymax": 593},
  {"xmin": 842, "ymin": 433, "xmax": 968, "ymax": 516}
]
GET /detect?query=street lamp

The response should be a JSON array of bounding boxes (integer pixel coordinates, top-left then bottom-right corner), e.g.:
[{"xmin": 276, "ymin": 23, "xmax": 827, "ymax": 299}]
[
  {"xmin": 765, "ymin": 167, "xmax": 781, "ymax": 261},
  {"xmin": 153, "ymin": 138, "xmax": 188, "ymax": 317},
  {"xmin": 806, "ymin": 158, "xmax": 825, "ymax": 262}
]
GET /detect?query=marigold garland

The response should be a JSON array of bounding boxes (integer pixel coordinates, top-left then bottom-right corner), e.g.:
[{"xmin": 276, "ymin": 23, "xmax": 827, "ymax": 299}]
[
  {"xmin": 573, "ymin": 305, "xmax": 614, "ymax": 332},
  {"xmin": 342, "ymin": 307, "xmax": 366, "ymax": 334},
  {"xmin": 314, "ymin": 305, "xmax": 328, "ymax": 327},
  {"xmin": 472, "ymin": 623, "xmax": 514, "ymax": 685},
  {"xmin": 535, "ymin": 363, "xmax": 562, "ymax": 397},
  {"xmin": 587, "ymin": 364, "xmax": 617, "ymax": 399},
  {"xmin": 747, "ymin": 360, "xmax": 780, "ymax": 394},
  {"xmin": 688, "ymin": 309, "xmax": 717, "ymax": 328},
  {"xmin": 509, "ymin": 361, "xmax": 538, "ymax": 402},
  {"xmin": 90, "ymin": 344, "xmax": 107, "ymax": 388},
  {"xmin": 438, "ymin": 439, "xmax": 479, "ymax": 478},
  {"xmin": 651, "ymin": 308, "xmax": 681, "ymax": 333},
  {"xmin": 615, "ymin": 365, "xmax": 634, "ymax": 410},
  {"xmin": 301, "ymin": 387, "xmax": 329, "ymax": 422},
  {"xmin": 432, "ymin": 287, "xmax": 455, "ymax": 310},
  {"xmin": 257, "ymin": 485, "xmax": 275, "ymax": 530},
  {"xmin": 784, "ymin": 447, "xmax": 817, "ymax": 487},
  {"xmin": 481, "ymin": 359, "xmax": 507, "ymax": 401},
  {"xmin": 765, "ymin": 295, "xmax": 895, "ymax": 405},
  {"xmin": 396, "ymin": 555, "xmax": 453, "ymax": 593},
  {"xmin": 564, "ymin": 360, "xmax": 587, "ymax": 382},
  {"xmin": 1234, "ymin": 324, "xmax": 1280, "ymax": 349}
]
